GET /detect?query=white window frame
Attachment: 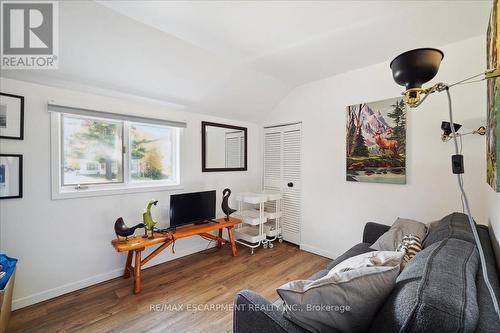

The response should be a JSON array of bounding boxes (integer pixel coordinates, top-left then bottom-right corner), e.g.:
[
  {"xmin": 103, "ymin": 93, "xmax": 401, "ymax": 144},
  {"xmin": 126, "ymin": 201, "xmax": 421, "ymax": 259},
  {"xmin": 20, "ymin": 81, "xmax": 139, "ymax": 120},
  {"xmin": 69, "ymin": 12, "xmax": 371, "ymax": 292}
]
[{"xmin": 50, "ymin": 111, "xmax": 183, "ymax": 200}]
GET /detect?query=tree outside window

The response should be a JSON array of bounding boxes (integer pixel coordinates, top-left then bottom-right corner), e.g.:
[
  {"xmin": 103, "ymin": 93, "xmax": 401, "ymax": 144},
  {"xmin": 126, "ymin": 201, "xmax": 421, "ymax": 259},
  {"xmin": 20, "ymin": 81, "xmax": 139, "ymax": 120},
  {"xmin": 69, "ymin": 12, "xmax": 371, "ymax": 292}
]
[
  {"xmin": 62, "ymin": 115, "xmax": 123, "ymax": 185},
  {"xmin": 130, "ymin": 123, "xmax": 173, "ymax": 181}
]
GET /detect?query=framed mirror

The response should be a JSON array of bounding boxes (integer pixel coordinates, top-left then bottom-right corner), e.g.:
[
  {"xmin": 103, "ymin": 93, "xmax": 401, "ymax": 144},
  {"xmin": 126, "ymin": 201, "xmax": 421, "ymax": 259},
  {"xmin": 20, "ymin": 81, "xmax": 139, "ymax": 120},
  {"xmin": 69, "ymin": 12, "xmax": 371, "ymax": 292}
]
[{"xmin": 202, "ymin": 121, "xmax": 247, "ymax": 172}]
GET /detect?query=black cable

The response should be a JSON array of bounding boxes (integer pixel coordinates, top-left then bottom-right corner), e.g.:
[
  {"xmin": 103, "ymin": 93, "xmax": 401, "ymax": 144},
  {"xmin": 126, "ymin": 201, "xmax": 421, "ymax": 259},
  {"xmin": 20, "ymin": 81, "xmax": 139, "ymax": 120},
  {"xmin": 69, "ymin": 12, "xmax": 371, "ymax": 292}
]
[{"xmin": 445, "ymin": 87, "xmax": 500, "ymax": 319}]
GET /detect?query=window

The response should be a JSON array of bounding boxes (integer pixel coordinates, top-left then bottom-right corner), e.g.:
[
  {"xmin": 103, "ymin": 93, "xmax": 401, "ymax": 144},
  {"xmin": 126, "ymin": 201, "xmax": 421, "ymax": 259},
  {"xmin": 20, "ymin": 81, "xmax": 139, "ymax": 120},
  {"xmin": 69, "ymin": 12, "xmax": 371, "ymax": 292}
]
[
  {"xmin": 130, "ymin": 123, "xmax": 175, "ymax": 182},
  {"xmin": 50, "ymin": 105, "xmax": 184, "ymax": 199},
  {"xmin": 62, "ymin": 115, "xmax": 123, "ymax": 186}
]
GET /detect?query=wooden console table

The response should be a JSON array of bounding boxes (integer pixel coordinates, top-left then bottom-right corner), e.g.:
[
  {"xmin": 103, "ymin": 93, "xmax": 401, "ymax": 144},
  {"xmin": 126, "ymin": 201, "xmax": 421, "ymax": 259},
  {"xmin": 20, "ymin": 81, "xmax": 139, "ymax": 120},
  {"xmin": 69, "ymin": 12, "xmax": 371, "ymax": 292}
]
[{"xmin": 111, "ymin": 217, "xmax": 241, "ymax": 294}]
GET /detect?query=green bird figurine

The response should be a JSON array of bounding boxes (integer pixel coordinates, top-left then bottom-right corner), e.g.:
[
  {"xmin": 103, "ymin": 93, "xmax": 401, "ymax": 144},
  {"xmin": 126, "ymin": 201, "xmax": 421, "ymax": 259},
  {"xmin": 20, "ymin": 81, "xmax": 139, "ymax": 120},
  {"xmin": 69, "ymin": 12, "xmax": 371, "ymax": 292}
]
[{"xmin": 143, "ymin": 200, "xmax": 158, "ymax": 239}]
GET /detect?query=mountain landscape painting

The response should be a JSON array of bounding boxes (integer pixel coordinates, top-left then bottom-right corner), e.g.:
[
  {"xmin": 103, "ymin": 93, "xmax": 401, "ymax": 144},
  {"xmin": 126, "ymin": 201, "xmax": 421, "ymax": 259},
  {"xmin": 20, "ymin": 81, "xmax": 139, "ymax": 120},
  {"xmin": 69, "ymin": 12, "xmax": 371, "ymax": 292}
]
[
  {"xmin": 346, "ymin": 97, "xmax": 407, "ymax": 184},
  {"xmin": 487, "ymin": 0, "xmax": 499, "ymax": 191}
]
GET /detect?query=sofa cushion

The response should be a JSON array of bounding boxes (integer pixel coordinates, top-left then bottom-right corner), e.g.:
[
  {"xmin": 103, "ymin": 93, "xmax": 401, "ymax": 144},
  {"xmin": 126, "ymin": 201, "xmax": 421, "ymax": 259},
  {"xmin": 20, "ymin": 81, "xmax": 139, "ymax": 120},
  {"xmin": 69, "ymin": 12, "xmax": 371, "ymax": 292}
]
[
  {"xmin": 372, "ymin": 218, "xmax": 427, "ymax": 251},
  {"xmin": 278, "ymin": 251, "xmax": 403, "ymax": 333},
  {"xmin": 370, "ymin": 238, "xmax": 479, "ymax": 333},
  {"xmin": 423, "ymin": 212, "xmax": 475, "ymax": 248},
  {"xmin": 474, "ymin": 225, "xmax": 500, "ymax": 332},
  {"xmin": 326, "ymin": 243, "xmax": 375, "ymax": 270},
  {"xmin": 281, "ymin": 243, "xmax": 375, "ymax": 301}
]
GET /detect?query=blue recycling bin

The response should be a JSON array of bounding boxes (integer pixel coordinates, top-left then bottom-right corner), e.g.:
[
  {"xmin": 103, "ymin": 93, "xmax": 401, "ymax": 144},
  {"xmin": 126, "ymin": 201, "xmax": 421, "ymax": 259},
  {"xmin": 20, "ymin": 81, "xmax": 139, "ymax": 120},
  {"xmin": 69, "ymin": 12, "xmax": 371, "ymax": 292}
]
[{"xmin": 0, "ymin": 255, "xmax": 17, "ymax": 290}]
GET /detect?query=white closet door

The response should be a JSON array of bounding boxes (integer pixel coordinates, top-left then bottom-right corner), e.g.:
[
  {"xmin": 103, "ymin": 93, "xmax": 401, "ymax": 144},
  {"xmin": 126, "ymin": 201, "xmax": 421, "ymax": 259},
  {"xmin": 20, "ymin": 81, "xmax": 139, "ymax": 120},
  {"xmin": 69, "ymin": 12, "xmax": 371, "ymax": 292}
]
[
  {"xmin": 263, "ymin": 128, "xmax": 282, "ymax": 190},
  {"xmin": 263, "ymin": 123, "xmax": 302, "ymax": 245}
]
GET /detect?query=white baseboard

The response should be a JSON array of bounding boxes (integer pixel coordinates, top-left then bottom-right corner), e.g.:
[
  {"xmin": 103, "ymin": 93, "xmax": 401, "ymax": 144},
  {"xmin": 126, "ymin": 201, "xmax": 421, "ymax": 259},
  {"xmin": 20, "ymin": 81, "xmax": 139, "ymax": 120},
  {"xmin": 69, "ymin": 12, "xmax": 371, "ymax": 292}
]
[
  {"xmin": 12, "ymin": 243, "xmax": 213, "ymax": 310},
  {"xmin": 300, "ymin": 243, "xmax": 337, "ymax": 259},
  {"xmin": 12, "ymin": 268, "xmax": 125, "ymax": 311}
]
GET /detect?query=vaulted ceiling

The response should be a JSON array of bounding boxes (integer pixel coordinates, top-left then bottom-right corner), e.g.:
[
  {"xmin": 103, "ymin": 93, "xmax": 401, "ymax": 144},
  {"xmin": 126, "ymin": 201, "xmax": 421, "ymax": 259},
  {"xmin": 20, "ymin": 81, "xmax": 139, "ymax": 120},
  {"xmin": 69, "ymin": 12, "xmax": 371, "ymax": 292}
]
[{"xmin": 0, "ymin": 1, "xmax": 491, "ymax": 123}]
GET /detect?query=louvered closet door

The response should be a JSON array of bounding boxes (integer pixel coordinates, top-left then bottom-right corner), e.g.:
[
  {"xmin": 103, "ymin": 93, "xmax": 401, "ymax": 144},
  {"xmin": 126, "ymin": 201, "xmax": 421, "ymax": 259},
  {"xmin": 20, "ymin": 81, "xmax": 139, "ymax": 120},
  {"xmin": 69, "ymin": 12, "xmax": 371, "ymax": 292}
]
[
  {"xmin": 225, "ymin": 132, "xmax": 244, "ymax": 168},
  {"xmin": 263, "ymin": 123, "xmax": 302, "ymax": 245}
]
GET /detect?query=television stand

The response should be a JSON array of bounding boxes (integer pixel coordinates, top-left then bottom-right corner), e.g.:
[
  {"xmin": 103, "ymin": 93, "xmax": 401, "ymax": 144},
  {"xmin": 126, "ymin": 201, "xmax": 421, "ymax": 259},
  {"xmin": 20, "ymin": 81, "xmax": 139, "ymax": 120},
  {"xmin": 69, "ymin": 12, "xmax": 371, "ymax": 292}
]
[{"xmin": 111, "ymin": 217, "xmax": 241, "ymax": 294}]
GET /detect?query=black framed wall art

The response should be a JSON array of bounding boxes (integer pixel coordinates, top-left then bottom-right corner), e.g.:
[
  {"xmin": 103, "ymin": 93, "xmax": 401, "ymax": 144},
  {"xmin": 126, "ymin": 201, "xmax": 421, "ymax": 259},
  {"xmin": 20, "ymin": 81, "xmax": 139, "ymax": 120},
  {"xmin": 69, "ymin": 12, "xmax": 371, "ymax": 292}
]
[
  {"xmin": 0, "ymin": 92, "xmax": 24, "ymax": 140},
  {"xmin": 0, "ymin": 154, "xmax": 23, "ymax": 199}
]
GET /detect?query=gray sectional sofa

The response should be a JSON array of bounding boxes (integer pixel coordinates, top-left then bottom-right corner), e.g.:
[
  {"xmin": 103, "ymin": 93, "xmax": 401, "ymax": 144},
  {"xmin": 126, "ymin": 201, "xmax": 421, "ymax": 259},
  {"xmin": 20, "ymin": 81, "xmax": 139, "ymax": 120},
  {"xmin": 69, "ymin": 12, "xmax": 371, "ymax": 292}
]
[{"xmin": 233, "ymin": 213, "xmax": 500, "ymax": 332}]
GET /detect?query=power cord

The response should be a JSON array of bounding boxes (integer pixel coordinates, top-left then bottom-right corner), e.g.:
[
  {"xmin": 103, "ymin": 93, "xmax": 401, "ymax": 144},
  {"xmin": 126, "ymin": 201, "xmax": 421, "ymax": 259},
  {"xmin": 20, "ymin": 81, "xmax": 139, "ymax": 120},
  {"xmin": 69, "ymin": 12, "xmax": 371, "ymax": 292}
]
[
  {"xmin": 458, "ymin": 135, "xmax": 465, "ymax": 213},
  {"xmin": 445, "ymin": 86, "xmax": 500, "ymax": 319},
  {"xmin": 157, "ymin": 228, "xmax": 217, "ymax": 254},
  {"xmin": 199, "ymin": 234, "xmax": 219, "ymax": 254}
]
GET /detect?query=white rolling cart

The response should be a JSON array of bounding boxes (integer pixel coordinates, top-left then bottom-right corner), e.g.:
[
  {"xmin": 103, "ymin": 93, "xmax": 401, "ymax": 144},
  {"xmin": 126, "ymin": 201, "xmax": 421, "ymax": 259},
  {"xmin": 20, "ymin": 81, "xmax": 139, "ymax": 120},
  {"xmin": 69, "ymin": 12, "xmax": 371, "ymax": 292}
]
[
  {"xmin": 234, "ymin": 191, "xmax": 283, "ymax": 254},
  {"xmin": 234, "ymin": 192, "xmax": 268, "ymax": 254},
  {"xmin": 261, "ymin": 190, "xmax": 283, "ymax": 248}
]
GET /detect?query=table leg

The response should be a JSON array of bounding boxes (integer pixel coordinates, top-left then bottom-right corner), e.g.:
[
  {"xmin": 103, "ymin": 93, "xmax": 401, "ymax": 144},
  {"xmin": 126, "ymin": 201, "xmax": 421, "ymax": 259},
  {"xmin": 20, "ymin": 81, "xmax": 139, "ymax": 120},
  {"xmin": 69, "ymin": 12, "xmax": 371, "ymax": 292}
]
[
  {"xmin": 124, "ymin": 250, "xmax": 133, "ymax": 279},
  {"xmin": 217, "ymin": 228, "xmax": 223, "ymax": 249},
  {"xmin": 227, "ymin": 226, "xmax": 237, "ymax": 257},
  {"xmin": 133, "ymin": 249, "xmax": 142, "ymax": 294},
  {"xmin": 142, "ymin": 240, "xmax": 173, "ymax": 267}
]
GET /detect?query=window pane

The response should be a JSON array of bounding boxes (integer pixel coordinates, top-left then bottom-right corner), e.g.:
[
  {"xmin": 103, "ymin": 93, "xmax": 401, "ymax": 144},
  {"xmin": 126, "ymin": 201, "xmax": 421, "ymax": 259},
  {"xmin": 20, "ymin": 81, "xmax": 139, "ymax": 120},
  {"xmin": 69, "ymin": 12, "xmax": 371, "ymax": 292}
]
[
  {"xmin": 130, "ymin": 123, "xmax": 175, "ymax": 182},
  {"xmin": 62, "ymin": 115, "xmax": 123, "ymax": 185}
]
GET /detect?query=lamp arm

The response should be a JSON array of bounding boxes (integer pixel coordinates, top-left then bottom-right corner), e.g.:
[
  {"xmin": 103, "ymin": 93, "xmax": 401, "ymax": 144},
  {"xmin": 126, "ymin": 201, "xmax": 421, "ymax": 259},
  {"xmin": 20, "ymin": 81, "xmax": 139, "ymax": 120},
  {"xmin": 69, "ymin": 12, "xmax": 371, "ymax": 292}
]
[
  {"xmin": 415, "ymin": 68, "xmax": 500, "ymax": 107},
  {"xmin": 409, "ymin": 82, "xmax": 448, "ymax": 108},
  {"xmin": 447, "ymin": 68, "xmax": 500, "ymax": 88},
  {"xmin": 407, "ymin": 67, "xmax": 499, "ymax": 107},
  {"xmin": 485, "ymin": 67, "xmax": 500, "ymax": 80},
  {"xmin": 442, "ymin": 127, "xmax": 487, "ymax": 142}
]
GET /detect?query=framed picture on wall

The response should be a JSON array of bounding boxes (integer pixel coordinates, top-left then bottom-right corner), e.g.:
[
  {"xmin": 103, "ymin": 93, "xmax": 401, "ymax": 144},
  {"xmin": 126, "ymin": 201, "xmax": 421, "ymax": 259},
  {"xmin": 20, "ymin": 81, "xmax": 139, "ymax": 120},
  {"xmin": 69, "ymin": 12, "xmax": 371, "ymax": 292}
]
[
  {"xmin": 0, "ymin": 154, "xmax": 23, "ymax": 199},
  {"xmin": 487, "ymin": 0, "xmax": 500, "ymax": 191},
  {"xmin": 0, "ymin": 93, "xmax": 24, "ymax": 140},
  {"xmin": 346, "ymin": 97, "xmax": 407, "ymax": 184}
]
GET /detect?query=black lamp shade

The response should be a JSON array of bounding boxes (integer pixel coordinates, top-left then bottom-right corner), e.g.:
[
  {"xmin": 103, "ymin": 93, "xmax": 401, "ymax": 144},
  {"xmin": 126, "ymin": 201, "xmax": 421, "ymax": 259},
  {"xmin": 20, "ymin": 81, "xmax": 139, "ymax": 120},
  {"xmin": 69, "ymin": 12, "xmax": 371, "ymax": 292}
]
[
  {"xmin": 390, "ymin": 48, "xmax": 444, "ymax": 89},
  {"xmin": 441, "ymin": 121, "xmax": 462, "ymax": 136}
]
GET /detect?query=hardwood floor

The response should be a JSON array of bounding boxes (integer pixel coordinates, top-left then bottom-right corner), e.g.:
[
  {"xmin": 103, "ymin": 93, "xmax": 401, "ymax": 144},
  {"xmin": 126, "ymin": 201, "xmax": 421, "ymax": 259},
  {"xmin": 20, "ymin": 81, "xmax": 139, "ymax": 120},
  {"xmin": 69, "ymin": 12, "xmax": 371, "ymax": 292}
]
[{"xmin": 9, "ymin": 242, "xmax": 329, "ymax": 333}]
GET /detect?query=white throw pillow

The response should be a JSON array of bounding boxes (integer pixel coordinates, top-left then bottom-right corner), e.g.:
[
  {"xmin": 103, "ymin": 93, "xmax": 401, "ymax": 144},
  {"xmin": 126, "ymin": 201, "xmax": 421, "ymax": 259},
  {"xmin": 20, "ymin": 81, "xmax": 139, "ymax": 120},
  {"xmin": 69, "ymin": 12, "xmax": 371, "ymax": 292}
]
[
  {"xmin": 277, "ymin": 251, "xmax": 403, "ymax": 333},
  {"xmin": 328, "ymin": 250, "xmax": 404, "ymax": 274},
  {"xmin": 371, "ymin": 217, "xmax": 427, "ymax": 251}
]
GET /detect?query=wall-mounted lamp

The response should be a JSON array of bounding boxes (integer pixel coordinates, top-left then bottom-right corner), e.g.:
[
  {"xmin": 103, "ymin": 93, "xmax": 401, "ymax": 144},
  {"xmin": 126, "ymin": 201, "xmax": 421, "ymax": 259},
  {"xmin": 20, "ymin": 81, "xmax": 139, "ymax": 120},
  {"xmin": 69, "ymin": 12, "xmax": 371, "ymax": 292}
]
[
  {"xmin": 440, "ymin": 121, "xmax": 486, "ymax": 142},
  {"xmin": 390, "ymin": 48, "xmax": 500, "ymax": 108},
  {"xmin": 390, "ymin": 48, "xmax": 444, "ymax": 107},
  {"xmin": 389, "ymin": 47, "xmax": 500, "ymax": 318}
]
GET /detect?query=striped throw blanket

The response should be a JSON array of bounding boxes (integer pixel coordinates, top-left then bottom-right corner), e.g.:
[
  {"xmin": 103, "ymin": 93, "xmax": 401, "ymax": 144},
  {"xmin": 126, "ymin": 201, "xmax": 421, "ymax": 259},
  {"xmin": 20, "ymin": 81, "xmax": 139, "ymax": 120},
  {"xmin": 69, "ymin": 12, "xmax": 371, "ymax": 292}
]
[{"xmin": 397, "ymin": 234, "xmax": 422, "ymax": 269}]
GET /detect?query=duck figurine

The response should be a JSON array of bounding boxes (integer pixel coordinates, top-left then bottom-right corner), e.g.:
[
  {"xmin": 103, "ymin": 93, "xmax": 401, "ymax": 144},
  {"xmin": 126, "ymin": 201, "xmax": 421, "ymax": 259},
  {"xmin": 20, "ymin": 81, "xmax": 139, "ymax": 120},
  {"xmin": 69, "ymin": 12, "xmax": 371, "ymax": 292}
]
[
  {"xmin": 143, "ymin": 200, "xmax": 159, "ymax": 239},
  {"xmin": 114, "ymin": 217, "xmax": 144, "ymax": 241},
  {"xmin": 221, "ymin": 188, "xmax": 237, "ymax": 221}
]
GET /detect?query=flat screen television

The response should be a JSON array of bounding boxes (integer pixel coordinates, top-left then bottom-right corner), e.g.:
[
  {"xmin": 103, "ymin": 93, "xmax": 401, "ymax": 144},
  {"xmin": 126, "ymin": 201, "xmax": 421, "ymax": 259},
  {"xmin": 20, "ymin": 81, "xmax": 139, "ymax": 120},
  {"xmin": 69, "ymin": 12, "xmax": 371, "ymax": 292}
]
[{"xmin": 169, "ymin": 190, "xmax": 216, "ymax": 228}]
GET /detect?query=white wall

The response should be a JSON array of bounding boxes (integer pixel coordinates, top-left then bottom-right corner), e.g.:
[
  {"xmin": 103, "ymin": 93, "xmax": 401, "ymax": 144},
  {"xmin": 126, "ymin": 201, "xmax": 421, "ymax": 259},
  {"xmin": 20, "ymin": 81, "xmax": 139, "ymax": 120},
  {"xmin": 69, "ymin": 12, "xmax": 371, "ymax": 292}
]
[
  {"xmin": 0, "ymin": 78, "xmax": 262, "ymax": 309},
  {"xmin": 265, "ymin": 36, "xmax": 497, "ymax": 259}
]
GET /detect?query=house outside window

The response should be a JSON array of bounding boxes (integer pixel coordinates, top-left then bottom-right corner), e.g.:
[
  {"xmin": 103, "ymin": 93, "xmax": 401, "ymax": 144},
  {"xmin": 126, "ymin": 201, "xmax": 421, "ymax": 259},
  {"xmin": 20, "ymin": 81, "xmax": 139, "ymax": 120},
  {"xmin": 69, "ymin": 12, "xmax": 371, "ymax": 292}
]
[{"xmin": 62, "ymin": 115, "xmax": 123, "ymax": 186}]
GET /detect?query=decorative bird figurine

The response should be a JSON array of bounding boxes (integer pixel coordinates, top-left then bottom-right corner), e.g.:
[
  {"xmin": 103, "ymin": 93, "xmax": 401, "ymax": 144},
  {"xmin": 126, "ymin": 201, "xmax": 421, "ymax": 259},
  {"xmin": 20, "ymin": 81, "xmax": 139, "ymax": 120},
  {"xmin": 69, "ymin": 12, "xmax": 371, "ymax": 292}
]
[
  {"xmin": 221, "ymin": 188, "xmax": 237, "ymax": 221},
  {"xmin": 143, "ymin": 200, "xmax": 158, "ymax": 239},
  {"xmin": 114, "ymin": 217, "xmax": 144, "ymax": 241}
]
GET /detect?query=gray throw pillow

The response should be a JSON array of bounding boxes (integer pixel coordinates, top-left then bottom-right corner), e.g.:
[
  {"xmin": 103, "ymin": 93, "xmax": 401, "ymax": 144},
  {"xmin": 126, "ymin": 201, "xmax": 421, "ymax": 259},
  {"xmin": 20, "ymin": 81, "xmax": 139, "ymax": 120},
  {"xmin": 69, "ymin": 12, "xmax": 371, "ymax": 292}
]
[
  {"xmin": 277, "ymin": 251, "xmax": 403, "ymax": 333},
  {"xmin": 371, "ymin": 218, "xmax": 427, "ymax": 251}
]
